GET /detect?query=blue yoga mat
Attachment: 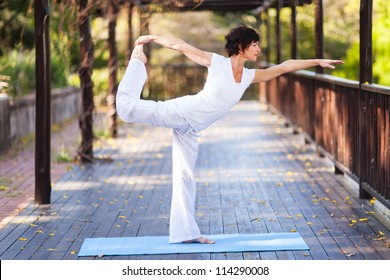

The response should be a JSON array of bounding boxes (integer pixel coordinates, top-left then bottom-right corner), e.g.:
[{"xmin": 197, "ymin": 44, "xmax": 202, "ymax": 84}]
[{"xmin": 78, "ymin": 233, "xmax": 309, "ymax": 257}]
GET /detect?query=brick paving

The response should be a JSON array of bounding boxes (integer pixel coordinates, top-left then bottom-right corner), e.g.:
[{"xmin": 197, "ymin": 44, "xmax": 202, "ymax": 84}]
[{"xmin": 0, "ymin": 111, "xmax": 106, "ymax": 227}]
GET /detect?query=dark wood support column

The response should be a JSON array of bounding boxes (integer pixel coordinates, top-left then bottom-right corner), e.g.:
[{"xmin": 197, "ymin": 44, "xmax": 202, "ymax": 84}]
[
  {"xmin": 126, "ymin": 1, "xmax": 134, "ymax": 64},
  {"xmin": 290, "ymin": 1, "xmax": 297, "ymax": 59},
  {"xmin": 34, "ymin": 0, "xmax": 51, "ymax": 205},
  {"xmin": 276, "ymin": 0, "xmax": 282, "ymax": 63},
  {"xmin": 359, "ymin": 0, "xmax": 373, "ymax": 199},
  {"xmin": 265, "ymin": 9, "xmax": 271, "ymax": 64},
  {"xmin": 314, "ymin": 0, "xmax": 324, "ymax": 73},
  {"xmin": 359, "ymin": 0, "xmax": 373, "ymax": 84}
]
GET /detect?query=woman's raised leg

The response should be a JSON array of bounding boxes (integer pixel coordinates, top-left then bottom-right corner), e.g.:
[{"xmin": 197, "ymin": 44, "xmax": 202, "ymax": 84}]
[{"xmin": 116, "ymin": 45, "xmax": 188, "ymax": 130}]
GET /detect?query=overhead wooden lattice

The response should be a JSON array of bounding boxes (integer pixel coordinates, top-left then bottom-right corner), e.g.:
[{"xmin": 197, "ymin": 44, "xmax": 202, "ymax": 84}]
[{"xmin": 134, "ymin": 0, "xmax": 313, "ymax": 12}]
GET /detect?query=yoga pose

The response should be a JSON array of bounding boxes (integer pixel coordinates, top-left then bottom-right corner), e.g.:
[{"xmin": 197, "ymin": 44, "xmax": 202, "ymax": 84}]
[{"xmin": 116, "ymin": 25, "xmax": 343, "ymax": 244}]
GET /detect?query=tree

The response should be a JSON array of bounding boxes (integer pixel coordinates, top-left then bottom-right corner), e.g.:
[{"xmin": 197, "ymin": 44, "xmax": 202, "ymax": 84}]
[
  {"xmin": 107, "ymin": 0, "xmax": 119, "ymax": 138},
  {"xmin": 77, "ymin": 0, "xmax": 95, "ymax": 162}
]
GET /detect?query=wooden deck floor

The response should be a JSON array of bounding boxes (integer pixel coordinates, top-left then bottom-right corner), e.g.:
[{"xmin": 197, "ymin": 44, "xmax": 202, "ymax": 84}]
[{"xmin": 0, "ymin": 101, "xmax": 389, "ymax": 260}]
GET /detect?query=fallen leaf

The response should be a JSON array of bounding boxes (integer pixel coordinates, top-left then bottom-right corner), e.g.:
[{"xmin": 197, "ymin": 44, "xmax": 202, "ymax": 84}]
[
  {"xmin": 19, "ymin": 238, "xmax": 27, "ymax": 241},
  {"xmin": 70, "ymin": 250, "xmax": 77, "ymax": 255},
  {"xmin": 372, "ymin": 237, "xmax": 386, "ymax": 241},
  {"xmin": 359, "ymin": 218, "xmax": 368, "ymax": 222}
]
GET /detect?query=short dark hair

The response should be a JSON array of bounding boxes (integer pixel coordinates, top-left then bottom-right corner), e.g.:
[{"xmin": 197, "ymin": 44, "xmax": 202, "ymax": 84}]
[{"xmin": 224, "ymin": 24, "xmax": 260, "ymax": 57}]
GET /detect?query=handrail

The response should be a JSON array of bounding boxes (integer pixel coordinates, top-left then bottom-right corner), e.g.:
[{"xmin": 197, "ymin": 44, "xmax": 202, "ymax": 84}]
[{"xmin": 260, "ymin": 67, "xmax": 390, "ymax": 209}]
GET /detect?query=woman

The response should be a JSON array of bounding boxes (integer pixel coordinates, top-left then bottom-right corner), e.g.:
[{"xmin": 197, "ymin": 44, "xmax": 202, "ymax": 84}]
[{"xmin": 116, "ymin": 25, "xmax": 343, "ymax": 244}]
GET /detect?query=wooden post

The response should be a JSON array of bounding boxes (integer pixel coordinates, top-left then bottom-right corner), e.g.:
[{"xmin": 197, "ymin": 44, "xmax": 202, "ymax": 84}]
[
  {"xmin": 276, "ymin": 0, "xmax": 282, "ymax": 64},
  {"xmin": 314, "ymin": 0, "xmax": 324, "ymax": 73},
  {"xmin": 77, "ymin": 0, "xmax": 95, "ymax": 163},
  {"xmin": 126, "ymin": 1, "xmax": 134, "ymax": 64},
  {"xmin": 290, "ymin": 1, "xmax": 297, "ymax": 59},
  {"xmin": 107, "ymin": 0, "xmax": 119, "ymax": 138},
  {"xmin": 265, "ymin": 9, "xmax": 271, "ymax": 64},
  {"xmin": 359, "ymin": 0, "xmax": 373, "ymax": 199},
  {"xmin": 359, "ymin": 0, "xmax": 373, "ymax": 84},
  {"xmin": 34, "ymin": 0, "xmax": 51, "ymax": 205},
  {"xmin": 140, "ymin": 9, "xmax": 150, "ymax": 60}
]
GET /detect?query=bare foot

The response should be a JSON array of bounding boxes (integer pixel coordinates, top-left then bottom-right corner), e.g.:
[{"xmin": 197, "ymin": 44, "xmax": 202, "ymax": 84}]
[
  {"xmin": 131, "ymin": 44, "xmax": 147, "ymax": 64},
  {"xmin": 183, "ymin": 237, "xmax": 215, "ymax": 244}
]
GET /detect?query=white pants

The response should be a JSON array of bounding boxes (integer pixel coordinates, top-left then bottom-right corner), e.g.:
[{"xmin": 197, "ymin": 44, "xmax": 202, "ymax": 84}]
[{"xmin": 116, "ymin": 59, "xmax": 202, "ymax": 243}]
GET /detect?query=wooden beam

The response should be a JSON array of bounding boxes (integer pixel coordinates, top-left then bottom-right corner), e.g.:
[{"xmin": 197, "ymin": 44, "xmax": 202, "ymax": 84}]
[{"xmin": 34, "ymin": 0, "xmax": 51, "ymax": 205}]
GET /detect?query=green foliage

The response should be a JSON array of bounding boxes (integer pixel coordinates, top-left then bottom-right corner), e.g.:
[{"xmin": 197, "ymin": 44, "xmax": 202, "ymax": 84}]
[
  {"xmin": 55, "ymin": 145, "xmax": 72, "ymax": 163},
  {"xmin": 372, "ymin": 0, "xmax": 390, "ymax": 86},
  {"xmin": 333, "ymin": 42, "xmax": 359, "ymax": 81},
  {"xmin": 0, "ymin": 49, "xmax": 35, "ymax": 96},
  {"xmin": 334, "ymin": 0, "xmax": 390, "ymax": 86},
  {"xmin": 0, "ymin": 45, "xmax": 71, "ymax": 97},
  {"xmin": 0, "ymin": 0, "xmax": 35, "ymax": 53}
]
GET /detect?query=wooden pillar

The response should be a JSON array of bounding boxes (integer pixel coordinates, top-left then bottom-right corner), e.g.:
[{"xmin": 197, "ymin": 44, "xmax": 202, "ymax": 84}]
[
  {"xmin": 314, "ymin": 0, "xmax": 324, "ymax": 73},
  {"xmin": 77, "ymin": 0, "xmax": 95, "ymax": 163},
  {"xmin": 34, "ymin": 0, "xmax": 51, "ymax": 204},
  {"xmin": 359, "ymin": 0, "xmax": 373, "ymax": 200},
  {"xmin": 290, "ymin": 1, "xmax": 297, "ymax": 59},
  {"xmin": 107, "ymin": 0, "xmax": 119, "ymax": 138},
  {"xmin": 359, "ymin": 0, "xmax": 373, "ymax": 84},
  {"xmin": 276, "ymin": 0, "xmax": 282, "ymax": 63},
  {"xmin": 126, "ymin": 1, "xmax": 134, "ymax": 64},
  {"xmin": 265, "ymin": 9, "xmax": 271, "ymax": 64},
  {"xmin": 140, "ymin": 9, "xmax": 150, "ymax": 60}
]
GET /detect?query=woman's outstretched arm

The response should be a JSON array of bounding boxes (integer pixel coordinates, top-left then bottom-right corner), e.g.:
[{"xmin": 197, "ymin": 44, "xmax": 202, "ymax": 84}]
[
  {"xmin": 134, "ymin": 35, "xmax": 212, "ymax": 67},
  {"xmin": 252, "ymin": 59, "xmax": 344, "ymax": 83}
]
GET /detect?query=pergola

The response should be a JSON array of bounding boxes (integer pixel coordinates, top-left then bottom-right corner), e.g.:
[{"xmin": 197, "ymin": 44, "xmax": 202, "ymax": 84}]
[
  {"xmin": 34, "ymin": 0, "xmax": 376, "ymax": 205},
  {"xmin": 134, "ymin": 0, "xmax": 311, "ymax": 11}
]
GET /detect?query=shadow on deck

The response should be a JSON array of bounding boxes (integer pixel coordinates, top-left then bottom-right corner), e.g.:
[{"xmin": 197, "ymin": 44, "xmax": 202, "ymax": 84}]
[{"xmin": 0, "ymin": 101, "xmax": 389, "ymax": 260}]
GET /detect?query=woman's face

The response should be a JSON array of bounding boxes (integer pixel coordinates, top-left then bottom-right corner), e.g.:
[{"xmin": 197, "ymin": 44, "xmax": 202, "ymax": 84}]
[{"xmin": 241, "ymin": 42, "xmax": 261, "ymax": 61}]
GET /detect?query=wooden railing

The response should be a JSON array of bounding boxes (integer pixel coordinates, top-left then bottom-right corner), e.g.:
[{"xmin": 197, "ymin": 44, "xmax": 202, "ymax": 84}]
[{"xmin": 260, "ymin": 71, "xmax": 390, "ymax": 209}]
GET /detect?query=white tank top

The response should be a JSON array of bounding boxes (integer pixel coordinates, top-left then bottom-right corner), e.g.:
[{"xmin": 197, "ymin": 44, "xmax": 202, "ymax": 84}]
[{"xmin": 175, "ymin": 53, "xmax": 255, "ymax": 131}]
